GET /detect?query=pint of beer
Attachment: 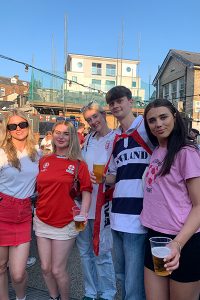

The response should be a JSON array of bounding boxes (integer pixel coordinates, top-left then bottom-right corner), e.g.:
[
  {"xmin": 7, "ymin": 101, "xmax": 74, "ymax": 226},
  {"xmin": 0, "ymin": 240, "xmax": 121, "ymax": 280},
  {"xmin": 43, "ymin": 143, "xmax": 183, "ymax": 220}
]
[
  {"xmin": 72, "ymin": 206, "xmax": 86, "ymax": 232},
  {"xmin": 93, "ymin": 164, "xmax": 105, "ymax": 184},
  {"xmin": 74, "ymin": 215, "xmax": 86, "ymax": 231},
  {"xmin": 149, "ymin": 237, "xmax": 172, "ymax": 277},
  {"xmin": 152, "ymin": 246, "xmax": 171, "ymax": 276}
]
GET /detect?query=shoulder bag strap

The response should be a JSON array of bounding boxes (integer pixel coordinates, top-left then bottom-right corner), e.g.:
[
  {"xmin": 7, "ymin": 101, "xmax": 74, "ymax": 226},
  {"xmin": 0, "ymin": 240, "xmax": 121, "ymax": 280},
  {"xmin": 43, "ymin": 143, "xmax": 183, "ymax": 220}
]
[{"xmin": 74, "ymin": 159, "xmax": 81, "ymax": 182}]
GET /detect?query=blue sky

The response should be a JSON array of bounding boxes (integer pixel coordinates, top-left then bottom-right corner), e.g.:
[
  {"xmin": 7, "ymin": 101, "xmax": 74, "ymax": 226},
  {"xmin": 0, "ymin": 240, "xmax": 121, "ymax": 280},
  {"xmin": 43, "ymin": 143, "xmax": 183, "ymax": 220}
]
[{"xmin": 1, "ymin": 0, "xmax": 200, "ymax": 86}]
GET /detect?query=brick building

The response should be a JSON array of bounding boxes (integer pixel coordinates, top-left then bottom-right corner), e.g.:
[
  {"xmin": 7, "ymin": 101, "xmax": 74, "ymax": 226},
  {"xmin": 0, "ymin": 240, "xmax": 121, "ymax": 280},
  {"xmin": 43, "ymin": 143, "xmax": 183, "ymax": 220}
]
[
  {"xmin": 0, "ymin": 75, "xmax": 29, "ymax": 107},
  {"xmin": 153, "ymin": 49, "xmax": 200, "ymax": 131}
]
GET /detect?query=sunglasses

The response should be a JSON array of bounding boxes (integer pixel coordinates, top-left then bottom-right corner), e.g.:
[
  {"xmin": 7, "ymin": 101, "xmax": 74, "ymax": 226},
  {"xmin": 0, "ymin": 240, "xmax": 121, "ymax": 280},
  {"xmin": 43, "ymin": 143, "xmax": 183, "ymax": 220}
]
[{"xmin": 7, "ymin": 121, "xmax": 29, "ymax": 131}]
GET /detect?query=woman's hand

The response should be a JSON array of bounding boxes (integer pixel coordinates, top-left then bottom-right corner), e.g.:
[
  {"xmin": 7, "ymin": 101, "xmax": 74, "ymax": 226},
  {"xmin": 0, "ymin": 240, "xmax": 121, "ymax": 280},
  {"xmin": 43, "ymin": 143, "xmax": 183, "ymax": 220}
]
[
  {"xmin": 163, "ymin": 240, "xmax": 181, "ymax": 273},
  {"xmin": 90, "ymin": 171, "xmax": 106, "ymax": 184},
  {"xmin": 79, "ymin": 211, "xmax": 88, "ymax": 227},
  {"xmin": 79, "ymin": 211, "xmax": 88, "ymax": 220},
  {"xmin": 90, "ymin": 171, "xmax": 97, "ymax": 184}
]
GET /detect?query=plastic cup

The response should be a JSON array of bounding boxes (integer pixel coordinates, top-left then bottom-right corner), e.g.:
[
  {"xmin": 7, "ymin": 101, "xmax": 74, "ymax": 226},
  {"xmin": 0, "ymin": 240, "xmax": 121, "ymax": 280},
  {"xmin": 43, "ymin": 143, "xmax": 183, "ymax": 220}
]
[
  {"xmin": 72, "ymin": 206, "xmax": 86, "ymax": 231},
  {"xmin": 93, "ymin": 164, "xmax": 105, "ymax": 184},
  {"xmin": 149, "ymin": 237, "xmax": 172, "ymax": 276}
]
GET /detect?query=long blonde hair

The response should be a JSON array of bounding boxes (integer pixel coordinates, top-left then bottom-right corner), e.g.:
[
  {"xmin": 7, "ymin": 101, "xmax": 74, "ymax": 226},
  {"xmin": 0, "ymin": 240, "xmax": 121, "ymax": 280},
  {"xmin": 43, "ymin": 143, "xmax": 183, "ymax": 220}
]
[
  {"xmin": 52, "ymin": 120, "xmax": 83, "ymax": 160},
  {"xmin": 0, "ymin": 109, "xmax": 38, "ymax": 170}
]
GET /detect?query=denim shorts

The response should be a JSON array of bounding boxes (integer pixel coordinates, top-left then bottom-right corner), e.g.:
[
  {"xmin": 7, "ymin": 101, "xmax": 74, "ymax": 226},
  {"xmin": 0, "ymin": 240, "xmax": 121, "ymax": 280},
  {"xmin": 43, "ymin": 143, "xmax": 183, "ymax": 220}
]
[
  {"xmin": 145, "ymin": 228, "xmax": 200, "ymax": 282},
  {"xmin": 0, "ymin": 192, "xmax": 32, "ymax": 246}
]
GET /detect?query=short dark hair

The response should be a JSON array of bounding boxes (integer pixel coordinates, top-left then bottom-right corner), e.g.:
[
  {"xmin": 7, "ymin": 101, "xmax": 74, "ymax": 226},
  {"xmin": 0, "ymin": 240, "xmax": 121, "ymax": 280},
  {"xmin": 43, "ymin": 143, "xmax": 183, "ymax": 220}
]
[
  {"xmin": 190, "ymin": 128, "xmax": 199, "ymax": 136},
  {"xmin": 106, "ymin": 86, "xmax": 132, "ymax": 104}
]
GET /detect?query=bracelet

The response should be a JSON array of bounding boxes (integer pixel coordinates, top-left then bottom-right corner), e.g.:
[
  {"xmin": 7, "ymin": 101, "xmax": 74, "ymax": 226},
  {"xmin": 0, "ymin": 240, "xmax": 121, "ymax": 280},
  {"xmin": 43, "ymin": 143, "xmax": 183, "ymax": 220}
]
[{"xmin": 173, "ymin": 240, "xmax": 182, "ymax": 253}]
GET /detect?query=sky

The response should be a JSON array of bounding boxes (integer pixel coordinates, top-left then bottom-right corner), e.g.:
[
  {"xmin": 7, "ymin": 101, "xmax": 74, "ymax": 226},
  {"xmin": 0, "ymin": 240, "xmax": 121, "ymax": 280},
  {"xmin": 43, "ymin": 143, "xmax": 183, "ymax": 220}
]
[{"xmin": 1, "ymin": 0, "xmax": 200, "ymax": 88}]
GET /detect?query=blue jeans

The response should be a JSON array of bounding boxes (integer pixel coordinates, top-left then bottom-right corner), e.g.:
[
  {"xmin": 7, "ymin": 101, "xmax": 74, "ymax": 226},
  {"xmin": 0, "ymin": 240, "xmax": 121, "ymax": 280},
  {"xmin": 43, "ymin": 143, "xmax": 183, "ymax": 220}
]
[
  {"xmin": 76, "ymin": 220, "xmax": 116, "ymax": 300},
  {"xmin": 112, "ymin": 230, "xmax": 146, "ymax": 300}
]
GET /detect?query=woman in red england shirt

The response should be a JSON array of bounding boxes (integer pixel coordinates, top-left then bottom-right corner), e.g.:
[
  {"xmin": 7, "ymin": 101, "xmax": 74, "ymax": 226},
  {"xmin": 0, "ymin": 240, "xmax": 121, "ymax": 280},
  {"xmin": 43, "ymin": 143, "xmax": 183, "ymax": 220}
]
[{"xmin": 34, "ymin": 120, "xmax": 92, "ymax": 300}]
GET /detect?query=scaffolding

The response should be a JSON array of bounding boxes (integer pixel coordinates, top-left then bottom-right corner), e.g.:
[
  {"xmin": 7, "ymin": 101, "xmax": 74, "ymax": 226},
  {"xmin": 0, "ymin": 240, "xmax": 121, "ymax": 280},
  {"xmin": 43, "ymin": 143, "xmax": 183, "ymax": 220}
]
[{"xmin": 28, "ymin": 68, "xmax": 155, "ymax": 111}]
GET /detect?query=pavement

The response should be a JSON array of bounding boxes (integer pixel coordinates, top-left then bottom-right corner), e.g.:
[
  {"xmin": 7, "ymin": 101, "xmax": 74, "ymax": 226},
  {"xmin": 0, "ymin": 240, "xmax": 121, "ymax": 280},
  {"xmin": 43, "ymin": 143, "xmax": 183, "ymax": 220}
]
[{"xmin": 9, "ymin": 234, "xmax": 121, "ymax": 300}]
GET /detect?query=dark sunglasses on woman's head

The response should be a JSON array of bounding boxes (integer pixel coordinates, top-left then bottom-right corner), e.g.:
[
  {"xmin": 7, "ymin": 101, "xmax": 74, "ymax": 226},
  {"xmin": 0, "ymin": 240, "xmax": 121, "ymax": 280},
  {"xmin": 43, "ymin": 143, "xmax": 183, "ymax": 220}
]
[
  {"xmin": 80, "ymin": 100, "xmax": 97, "ymax": 113},
  {"xmin": 7, "ymin": 121, "xmax": 29, "ymax": 131}
]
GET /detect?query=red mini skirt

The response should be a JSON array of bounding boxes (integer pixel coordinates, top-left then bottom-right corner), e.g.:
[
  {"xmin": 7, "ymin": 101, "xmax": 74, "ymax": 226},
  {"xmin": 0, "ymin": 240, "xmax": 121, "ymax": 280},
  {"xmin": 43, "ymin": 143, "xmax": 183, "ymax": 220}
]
[{"xmin": 0, "ymin": 192, "xmax": 32, "ymax": 246}]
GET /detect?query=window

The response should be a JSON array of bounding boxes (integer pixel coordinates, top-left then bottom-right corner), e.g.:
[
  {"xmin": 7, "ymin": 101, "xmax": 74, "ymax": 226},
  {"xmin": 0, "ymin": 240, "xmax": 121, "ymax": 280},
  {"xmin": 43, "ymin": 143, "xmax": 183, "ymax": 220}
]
[
  {"xmin": 195, "ymin": 101, "xmax": 200, "ymax": 113},
  {"xmin": 126, "ymin": 67, "xmax": 131, "ymax": 72},
  {"xmin": 171, "ymin": 81, "xmax": 177, "ymax": 100},
  {"xmin": 92, "ymin": 63, "xmax": 102, "ymax": 75},
  {"xmin": 179, "ymin": 77, "xmax": 184, "ymax": 100},
  {"xmin": 105, "ymin": 80, "xmax": 115, "ymax": 91},
  {"xmin": 72, "ymin": 76, "xmax": 77, "ymax": 82},
  {"xmin": 132, "ymin": 81, "xmax": 137, "ymax": 88},
  {"xmin": 77, "ymin": 62, "xmax": 83, "ymax": 68},
  {"xmin": 163, "ymin": 84, "xmax": 169, "ymax": 99},
  {"xmin": 11, "ymin": 77, "xmax": 17, "ymax": 84},
  {"xmin": 106, "ymin": 64, "xmax": 116, "ymax": 76},
  {"xmin": 91, "ymin": 79, "xmax": 101, "ymax": 90},
  {"xmin": 0, "ymin": 87, "xmax": 5, "ymax": 96}
]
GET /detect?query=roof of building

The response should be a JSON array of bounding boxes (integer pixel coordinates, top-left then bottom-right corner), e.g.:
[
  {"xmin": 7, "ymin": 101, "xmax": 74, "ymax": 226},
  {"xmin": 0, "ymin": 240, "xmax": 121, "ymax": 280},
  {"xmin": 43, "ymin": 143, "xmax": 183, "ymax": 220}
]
[
  {"xmin": 172, "ymin": 49, "xmax": 200, "ymax": 66},
  {"xmin": 153, "ymin": 49, "xmax": 200, "ymax": 85},
  {"xmin": 0, "ymin": 75, "xmax": 29, "ymax": 86},
  {"xmin": 68, "ymin": 53, "xmax": 140, "ymax": 63}
]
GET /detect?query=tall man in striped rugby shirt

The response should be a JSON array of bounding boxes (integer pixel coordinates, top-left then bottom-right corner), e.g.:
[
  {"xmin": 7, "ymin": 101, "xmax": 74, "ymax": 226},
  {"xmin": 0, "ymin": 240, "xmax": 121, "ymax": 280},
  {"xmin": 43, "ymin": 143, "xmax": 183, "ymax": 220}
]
[{"xmin": 106, "ymin": 86, "xmax": 153, "ymax": 300}]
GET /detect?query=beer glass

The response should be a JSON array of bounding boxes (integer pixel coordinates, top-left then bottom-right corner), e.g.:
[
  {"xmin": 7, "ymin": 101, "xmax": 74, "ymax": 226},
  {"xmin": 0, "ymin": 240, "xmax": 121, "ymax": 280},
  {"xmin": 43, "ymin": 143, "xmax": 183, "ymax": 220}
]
[
  {"xmin": 149, "ymin": 237, "xmax": 172, "ymax": 276},
  {"xmin": 72, "ymin": 206, "xmax": 86, "ymax": 231},
  {"xmin": 93, "ymin": 164, "xmax": 105, "ymax": 184}
]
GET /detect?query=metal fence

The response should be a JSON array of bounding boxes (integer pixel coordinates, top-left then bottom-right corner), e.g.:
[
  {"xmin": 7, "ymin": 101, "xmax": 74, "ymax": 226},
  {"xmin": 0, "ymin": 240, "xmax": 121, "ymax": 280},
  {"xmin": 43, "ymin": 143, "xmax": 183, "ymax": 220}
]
[{"xmin": 28, "ymin": 69, "xmax": 155, "ymax": 108}]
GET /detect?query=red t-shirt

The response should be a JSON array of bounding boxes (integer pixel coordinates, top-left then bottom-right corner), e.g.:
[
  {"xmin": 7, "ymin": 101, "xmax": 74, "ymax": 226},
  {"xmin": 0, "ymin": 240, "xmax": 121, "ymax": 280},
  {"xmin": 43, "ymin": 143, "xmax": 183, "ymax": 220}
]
[{"xmin": 36, "ymin": 154, "xmax": 92, "ymax": 227}]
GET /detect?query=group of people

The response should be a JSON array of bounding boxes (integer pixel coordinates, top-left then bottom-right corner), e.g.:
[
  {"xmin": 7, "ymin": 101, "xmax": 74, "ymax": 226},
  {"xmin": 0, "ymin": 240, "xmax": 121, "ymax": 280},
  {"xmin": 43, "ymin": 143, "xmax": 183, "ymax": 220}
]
[
  {"xmin": 0, "ymin": 111, "xmax": 92, "ymax": 300},
  {"xmin": 0, "ymin": 85, "xmax": 199, "ymax": 300}
]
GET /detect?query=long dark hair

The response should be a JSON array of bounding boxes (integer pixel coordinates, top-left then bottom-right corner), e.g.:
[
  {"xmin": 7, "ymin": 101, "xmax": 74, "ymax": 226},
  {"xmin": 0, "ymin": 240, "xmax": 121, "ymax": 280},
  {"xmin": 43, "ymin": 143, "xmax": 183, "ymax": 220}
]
[{"xmin": 144, "ymin": 99, "xmax": 195, "ymax": 175}]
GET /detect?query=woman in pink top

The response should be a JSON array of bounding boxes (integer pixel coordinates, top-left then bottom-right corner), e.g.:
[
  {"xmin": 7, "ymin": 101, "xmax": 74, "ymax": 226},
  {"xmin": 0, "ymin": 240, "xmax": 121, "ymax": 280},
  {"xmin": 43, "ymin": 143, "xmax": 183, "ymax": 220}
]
[{"xmin": 140, "ymin": 99, "xmax": 200, "ymax": 300}]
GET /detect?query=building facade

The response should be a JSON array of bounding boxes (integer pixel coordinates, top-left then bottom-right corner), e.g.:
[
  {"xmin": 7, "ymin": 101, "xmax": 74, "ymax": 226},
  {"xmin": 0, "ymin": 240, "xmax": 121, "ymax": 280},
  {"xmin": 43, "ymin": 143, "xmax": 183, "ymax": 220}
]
[
  {"xmin": 65, "ymin": 53, "xmax": 145, "ymax": 100},
  {"xmin": 153, "ymin": 49, "xmax": 200, "ymax": 131},
  {"xmin": 0, "ymin": 75, "xmax": 29, "ymax": 108},
  {"xmin": 0, "ymin": 55, "xmax": 147, "ymax": 130}
]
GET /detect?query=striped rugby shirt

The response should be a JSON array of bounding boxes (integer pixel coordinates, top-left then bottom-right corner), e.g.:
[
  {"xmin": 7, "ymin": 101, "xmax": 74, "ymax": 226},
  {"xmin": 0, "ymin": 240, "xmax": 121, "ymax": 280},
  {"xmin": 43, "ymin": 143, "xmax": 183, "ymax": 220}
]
[{"xmin": 109, "ymin": 115, "xmax": 153, "ymax": 233}]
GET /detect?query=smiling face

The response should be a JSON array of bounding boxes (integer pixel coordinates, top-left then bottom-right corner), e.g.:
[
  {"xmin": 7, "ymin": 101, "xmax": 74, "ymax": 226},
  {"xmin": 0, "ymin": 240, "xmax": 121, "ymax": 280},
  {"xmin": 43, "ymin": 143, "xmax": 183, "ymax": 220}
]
[
  {"xmin": 7, "ymin": 115, "xmax": 29, "ymax": 142},
  {"xmin": 53, "ymin": 124, "xmax": 70, "ymax": 152},
  {"xmin": 84, "ymin": 108, "xmax": 106, "ymax": 133},
  {"xmin": 146, "ymin": 106, "xmax": 176, "ymax": 147},
  {"xmin": 108, "ymin": 96, "xmax": 133, "ymax": 120}
]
